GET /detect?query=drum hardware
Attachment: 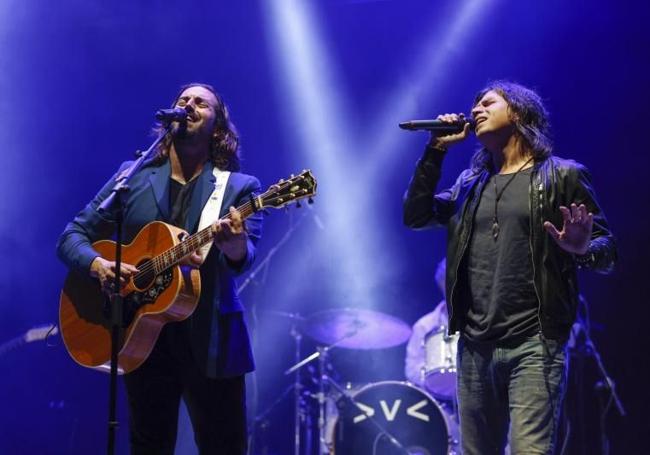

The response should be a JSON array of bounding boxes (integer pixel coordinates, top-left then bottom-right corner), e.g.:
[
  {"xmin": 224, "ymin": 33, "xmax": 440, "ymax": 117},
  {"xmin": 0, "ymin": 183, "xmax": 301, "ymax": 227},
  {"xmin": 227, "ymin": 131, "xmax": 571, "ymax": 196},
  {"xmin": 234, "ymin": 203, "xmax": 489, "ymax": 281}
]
[
  {"xmin": 571, "ymin": 295, "xmax": 625, "ymax": 455},
  {"xmin": 251, "ymin": 381, "xmax": 316, "ymax": 455},
  {"xmin": 260, "ymin": 308, "xmax": 463, "ymax": 454},
  {"xmin": 234, "ymin": 201, "xmax": 316, "ymax": 455},
  {"xmin": 291, "ymin": 318, "xmax": 304, "ymax": 455},
  {"xmin": 253, "ymin": 312, "xmax": 351, "ymax": 455},
  {"xmin": 252, "ymin": 350, "xmax": 319, "ymax": 454},
  {"xmin": 285, "ymin": 337, "xmax": 358, "ymax": 454},
  {"xmin": 250, "ymin": 310, "xmax": 315, "ymax": 455},
  {"xmin": 287, "ymin": 349, "xmax": 415, "ymax": 454},
  {"xmin": 284, "ymin": 308, "xmax": 415, "ymax": 454}
]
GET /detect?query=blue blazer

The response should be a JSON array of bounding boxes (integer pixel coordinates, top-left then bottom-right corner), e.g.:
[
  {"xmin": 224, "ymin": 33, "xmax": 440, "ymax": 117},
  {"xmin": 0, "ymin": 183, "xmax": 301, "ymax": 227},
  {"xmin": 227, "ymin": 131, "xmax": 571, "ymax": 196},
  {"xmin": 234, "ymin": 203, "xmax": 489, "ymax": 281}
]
[{"xmin": 57, "ymin": 159, "xmax": 263, "ymax": 377}]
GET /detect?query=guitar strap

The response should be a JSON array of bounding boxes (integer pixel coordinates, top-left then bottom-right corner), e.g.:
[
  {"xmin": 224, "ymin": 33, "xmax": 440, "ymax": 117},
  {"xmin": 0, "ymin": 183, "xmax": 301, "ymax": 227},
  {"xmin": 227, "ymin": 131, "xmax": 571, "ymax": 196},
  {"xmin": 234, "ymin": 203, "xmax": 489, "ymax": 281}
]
[{"xmin": 197, "ymin": 168, "xmax": 231, "ymax": 259}]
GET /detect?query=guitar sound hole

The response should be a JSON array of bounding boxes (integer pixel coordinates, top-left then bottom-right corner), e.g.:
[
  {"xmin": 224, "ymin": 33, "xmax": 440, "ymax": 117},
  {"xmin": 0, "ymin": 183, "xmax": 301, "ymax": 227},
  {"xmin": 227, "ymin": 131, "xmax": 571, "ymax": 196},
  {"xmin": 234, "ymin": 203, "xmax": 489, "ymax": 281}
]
[
  {"xmin": 133, "ymin": 260, "xmax": 155, "ymax": 290},
  {"xmin": 122, "ymin": 266, "xmax": 174, "ymax": 325}
]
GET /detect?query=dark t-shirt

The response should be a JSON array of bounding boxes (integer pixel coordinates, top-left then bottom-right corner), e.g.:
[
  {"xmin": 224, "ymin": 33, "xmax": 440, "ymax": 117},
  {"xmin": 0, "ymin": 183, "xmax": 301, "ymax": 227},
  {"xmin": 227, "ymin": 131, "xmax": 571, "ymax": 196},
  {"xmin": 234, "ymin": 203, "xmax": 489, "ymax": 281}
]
[
  {"xmin": 169, "ymin": 177, "xmax": 199, "ymax": 229},
  {"xmin": 166, "ymin": 176, "xmax": 200, "ymax": 359},
  {"xmin": 460, "ymin": 167, "xmax": 540, "ymax": 342}
]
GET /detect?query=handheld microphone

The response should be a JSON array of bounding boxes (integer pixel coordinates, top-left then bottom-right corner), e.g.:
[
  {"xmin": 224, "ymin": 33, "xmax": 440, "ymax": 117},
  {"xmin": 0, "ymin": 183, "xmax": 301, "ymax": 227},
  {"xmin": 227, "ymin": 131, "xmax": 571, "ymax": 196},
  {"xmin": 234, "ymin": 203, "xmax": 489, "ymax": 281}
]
[
  {"xmin": 399, "ymin": 118, "xmax": 475, "ymax": 133},
  {"xmin": 155, "ymin": 107, "xmax": 188, "ymax": 123}
]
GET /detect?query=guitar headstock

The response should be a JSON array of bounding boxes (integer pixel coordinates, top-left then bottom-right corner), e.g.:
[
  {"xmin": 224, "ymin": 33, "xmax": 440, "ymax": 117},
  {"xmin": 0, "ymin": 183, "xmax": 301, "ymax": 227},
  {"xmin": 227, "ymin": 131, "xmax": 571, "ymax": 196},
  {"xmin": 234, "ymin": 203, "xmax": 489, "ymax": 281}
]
[
  {"xmin": 24, "ymin": 324, "xmax": 58, "ymax": 343},
  {"xmin": 259, "ymin": 170, "xmax": 317, "ymax": 210}
]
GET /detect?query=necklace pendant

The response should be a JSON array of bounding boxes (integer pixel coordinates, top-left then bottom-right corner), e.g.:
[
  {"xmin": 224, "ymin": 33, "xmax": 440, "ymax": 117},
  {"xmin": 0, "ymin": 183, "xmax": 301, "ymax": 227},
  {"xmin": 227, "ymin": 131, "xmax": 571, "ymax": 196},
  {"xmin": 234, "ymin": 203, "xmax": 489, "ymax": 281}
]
[{"xmin": 492, "ymin": 221, "xmax": 500, "ymax": 240}]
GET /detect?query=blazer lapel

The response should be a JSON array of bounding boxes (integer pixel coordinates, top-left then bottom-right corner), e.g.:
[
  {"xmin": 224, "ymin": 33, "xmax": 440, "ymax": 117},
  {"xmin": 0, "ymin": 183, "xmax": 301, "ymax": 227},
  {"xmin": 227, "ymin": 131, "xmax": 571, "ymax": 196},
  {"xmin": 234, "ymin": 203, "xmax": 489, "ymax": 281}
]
[
  {"xmin": 185, "ymin": 163, "xmax": 217, "ymax": 233},
  {"xmin": 148, "ymin": 160, "xmax": 172, "ymax": 221},
  {"xmin": 220, "ymin": 179, "xmax": 238, "ymax": 218}
]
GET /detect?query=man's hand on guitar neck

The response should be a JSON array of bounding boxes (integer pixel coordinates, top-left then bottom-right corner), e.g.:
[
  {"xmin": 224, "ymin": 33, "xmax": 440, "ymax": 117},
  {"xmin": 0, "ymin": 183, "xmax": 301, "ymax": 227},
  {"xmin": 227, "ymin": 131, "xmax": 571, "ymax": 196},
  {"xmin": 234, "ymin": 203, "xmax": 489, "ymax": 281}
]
[
  {"xmin": 180, "ymin": 205, "xmax": 249, "ymax": 269},
  {"xmin": 212, "ymin": 206, "xmax": 248, "ymax": 263},
  {"xmin": 181, "ymin": 251, "xmax": 204, "ymax": 268},
  {"xmin": 90, "ymin": 257, "xmax": 139, "ymax": 293},
  {"xmin": 89, "ymin": 205, "xmax": 249, "ymax": 288}
]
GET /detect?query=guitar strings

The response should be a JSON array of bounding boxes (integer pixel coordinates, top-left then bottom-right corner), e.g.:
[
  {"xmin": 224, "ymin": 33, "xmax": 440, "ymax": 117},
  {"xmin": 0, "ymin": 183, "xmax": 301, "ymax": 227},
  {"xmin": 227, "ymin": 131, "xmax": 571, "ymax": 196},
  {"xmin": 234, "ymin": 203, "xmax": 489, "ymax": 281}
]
[
  {"xmin": 129, "ymin": 180, "xmax": 307, "ymax": 283},
  {"xmin": 132, "ymin": 206, "xmax": 245, "ymax": 279},
  {"xmin": 131, "ymin": 199, "xmax": 256, "ymax": 280},
  {"xmin": 134, "ymin": 187, "xmax": 301, "ymax": 279}
]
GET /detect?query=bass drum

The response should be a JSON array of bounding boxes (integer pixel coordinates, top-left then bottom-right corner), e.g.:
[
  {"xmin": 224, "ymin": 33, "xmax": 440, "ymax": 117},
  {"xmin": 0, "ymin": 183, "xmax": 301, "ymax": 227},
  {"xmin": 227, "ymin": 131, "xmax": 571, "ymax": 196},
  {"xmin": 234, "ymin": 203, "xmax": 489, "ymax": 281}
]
[{"xmin": 328, "ymin": 381, "xmax": 458, "ymax": 455}]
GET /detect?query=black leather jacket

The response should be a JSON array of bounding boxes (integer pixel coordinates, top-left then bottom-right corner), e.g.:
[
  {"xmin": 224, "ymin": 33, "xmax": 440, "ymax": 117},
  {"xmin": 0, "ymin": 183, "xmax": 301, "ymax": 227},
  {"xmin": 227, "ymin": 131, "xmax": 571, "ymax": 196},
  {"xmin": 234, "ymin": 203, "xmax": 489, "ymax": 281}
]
[{"xmin": 403, "ymin": 146, "xmax": 616, "ymax": 340}]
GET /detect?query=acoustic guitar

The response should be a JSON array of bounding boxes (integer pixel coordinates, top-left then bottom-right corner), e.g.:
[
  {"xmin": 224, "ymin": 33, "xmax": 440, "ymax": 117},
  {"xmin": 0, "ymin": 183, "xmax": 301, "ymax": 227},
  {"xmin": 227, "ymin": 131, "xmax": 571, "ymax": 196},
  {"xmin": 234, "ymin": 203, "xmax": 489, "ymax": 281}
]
[{"xmin": 59, "ymin": 170, "xmax": 317, "ymax": 374}]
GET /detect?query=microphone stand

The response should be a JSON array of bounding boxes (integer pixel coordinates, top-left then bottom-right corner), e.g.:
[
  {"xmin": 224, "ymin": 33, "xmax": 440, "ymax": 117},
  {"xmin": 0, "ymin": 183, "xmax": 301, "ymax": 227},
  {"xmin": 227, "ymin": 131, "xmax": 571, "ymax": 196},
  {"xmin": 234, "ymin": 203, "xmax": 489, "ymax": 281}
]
[{"xmin": 98, "ymin": 123, "xmax": 173, "ymax": 455}]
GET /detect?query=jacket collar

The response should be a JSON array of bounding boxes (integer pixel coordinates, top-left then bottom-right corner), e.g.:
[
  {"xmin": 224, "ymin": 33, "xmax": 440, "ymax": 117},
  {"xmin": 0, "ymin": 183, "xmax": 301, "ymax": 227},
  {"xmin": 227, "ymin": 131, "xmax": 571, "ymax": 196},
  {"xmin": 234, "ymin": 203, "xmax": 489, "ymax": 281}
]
[
  {"xmin": 185, "ymin": 162, "xmax": 217, "ymax": 232},
  {"xmin": 148, "ymin": 160, "xmax": 172, "ymax": 221},
  {"xmin": 148, "ymin": 159, "xmax": 217, "ymax": 231}
]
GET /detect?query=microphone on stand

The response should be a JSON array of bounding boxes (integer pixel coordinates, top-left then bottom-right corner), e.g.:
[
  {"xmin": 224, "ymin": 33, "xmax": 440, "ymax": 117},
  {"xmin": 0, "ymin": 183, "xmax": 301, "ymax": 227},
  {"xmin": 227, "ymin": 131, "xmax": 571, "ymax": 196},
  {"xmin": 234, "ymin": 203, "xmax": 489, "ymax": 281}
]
[
  {"xmin": 399, "ymin": 118, "xmax": 475, "ymax": 133},
  {"xmin": 155, "ymin": 107, "xmax": 188, "ymax": 123}
]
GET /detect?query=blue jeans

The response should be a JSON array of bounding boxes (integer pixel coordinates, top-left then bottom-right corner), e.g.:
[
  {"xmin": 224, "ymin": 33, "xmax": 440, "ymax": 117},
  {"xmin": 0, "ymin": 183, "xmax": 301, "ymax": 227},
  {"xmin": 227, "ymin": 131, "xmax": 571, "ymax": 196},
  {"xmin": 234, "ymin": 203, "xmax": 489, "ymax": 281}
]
[{"xmin": 457, "ymin": 334, "xmax": 567, "ymax": 455}]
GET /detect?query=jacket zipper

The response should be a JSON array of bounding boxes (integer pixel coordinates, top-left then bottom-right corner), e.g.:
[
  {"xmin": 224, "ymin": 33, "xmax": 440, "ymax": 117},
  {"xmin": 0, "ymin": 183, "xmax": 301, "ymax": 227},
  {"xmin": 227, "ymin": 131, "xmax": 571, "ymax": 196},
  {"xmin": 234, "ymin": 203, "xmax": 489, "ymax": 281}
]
[
  {"xmin": 448, "ymin": 173, "xmax": 487, "ymax": 333},
  {"xmin": 529, "ymin": 170, "xmax": 544, "ymax": 334}
]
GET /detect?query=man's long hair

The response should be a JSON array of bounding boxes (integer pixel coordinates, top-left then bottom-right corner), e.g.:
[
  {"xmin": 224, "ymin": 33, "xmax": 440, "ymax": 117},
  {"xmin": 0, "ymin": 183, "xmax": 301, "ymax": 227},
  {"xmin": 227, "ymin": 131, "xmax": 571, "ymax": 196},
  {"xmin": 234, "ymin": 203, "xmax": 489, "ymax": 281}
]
[
  {"xmin": 470, "ymin": 81, "xmax": 552, "ymax": 172},
  {"xmin": 152, "ymin": 83, "xmax": 241, "ymax": 171}
]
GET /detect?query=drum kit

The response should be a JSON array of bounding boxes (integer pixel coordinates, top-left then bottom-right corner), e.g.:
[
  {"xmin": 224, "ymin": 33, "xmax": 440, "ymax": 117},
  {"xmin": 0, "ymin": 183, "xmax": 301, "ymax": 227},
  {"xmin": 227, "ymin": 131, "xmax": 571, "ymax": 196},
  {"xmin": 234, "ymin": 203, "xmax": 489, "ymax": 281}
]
[{"xmin": 270, "ymin": 308, "xmax": 461, "ymax": 455}]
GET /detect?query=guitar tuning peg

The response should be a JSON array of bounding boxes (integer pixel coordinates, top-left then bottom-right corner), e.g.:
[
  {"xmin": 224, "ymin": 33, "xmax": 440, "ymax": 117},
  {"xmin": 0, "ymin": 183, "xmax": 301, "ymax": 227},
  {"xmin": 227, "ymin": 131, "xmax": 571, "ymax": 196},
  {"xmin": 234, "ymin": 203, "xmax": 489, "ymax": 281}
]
[
  {"xmin": 308, "ymin": 197, "xmax": 314, "ymax": 204},
  {"xmin": 296, "ymin": 200, "xmax": 302, "ymax": 208}
]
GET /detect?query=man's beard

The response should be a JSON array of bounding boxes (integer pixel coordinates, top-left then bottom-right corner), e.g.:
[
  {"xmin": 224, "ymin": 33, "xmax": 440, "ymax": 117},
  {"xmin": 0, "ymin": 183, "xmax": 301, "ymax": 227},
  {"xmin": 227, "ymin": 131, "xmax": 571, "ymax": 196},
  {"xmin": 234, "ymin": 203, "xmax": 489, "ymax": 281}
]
[
  {"xmin": 172, "ymin": 122, "xmax": 210, "ymax": 148},
  {"xmin": 172, "ymin": 121, "xmax": 189, "ymax": 139}
]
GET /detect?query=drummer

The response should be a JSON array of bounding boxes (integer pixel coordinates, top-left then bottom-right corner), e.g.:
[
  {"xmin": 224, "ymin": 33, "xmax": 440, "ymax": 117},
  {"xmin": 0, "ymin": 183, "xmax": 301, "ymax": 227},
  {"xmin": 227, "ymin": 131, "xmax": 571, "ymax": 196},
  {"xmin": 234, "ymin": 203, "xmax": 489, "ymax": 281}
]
[{"xmin": 404, "ymin": 259, "xmax": 451, "ymax": 388}]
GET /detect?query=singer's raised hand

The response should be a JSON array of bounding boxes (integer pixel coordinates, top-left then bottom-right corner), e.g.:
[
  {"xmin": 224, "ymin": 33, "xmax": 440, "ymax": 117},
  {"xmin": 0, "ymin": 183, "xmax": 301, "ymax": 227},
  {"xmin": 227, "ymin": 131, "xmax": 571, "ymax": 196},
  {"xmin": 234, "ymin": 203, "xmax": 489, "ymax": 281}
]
[
  {"xmin": 428, "ymin": 113, "xmax": 471, "ymax": 150},
  {"xmin": 543, "ymin": 203, "xmax": 593, "ymax": 255}
]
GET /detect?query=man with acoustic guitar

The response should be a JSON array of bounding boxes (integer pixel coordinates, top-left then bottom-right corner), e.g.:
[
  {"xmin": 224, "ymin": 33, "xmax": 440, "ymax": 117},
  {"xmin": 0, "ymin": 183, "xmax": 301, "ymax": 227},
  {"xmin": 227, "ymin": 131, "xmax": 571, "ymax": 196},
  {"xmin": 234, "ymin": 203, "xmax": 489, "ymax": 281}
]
[{"xmin": 57, "ymin": 83, "xmax": 263, "ymax": 454}]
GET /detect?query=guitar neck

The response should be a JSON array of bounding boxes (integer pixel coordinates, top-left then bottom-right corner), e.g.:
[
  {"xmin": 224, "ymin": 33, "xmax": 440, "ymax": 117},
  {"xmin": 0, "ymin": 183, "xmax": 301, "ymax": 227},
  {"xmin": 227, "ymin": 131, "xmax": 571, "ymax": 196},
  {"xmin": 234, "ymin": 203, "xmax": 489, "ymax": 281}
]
[
  {"xmin": 147, "ymin": 169, "xmax": 316, "ymax": 274},
  {"xmin": 151, "ymin": 197, "xmax": 259, "ymax": 274}
]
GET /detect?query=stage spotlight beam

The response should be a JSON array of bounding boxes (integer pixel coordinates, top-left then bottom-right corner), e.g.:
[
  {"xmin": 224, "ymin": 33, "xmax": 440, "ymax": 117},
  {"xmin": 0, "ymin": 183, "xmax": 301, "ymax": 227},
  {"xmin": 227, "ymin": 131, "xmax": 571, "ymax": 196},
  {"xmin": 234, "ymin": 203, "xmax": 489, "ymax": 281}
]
[
  {"xmin": 362, "ymin": 0, "xmax": 492, "ymax": 180},
  {"xmin": 264, "ymin": 0, "xmax": 382, "ymax": 307}
]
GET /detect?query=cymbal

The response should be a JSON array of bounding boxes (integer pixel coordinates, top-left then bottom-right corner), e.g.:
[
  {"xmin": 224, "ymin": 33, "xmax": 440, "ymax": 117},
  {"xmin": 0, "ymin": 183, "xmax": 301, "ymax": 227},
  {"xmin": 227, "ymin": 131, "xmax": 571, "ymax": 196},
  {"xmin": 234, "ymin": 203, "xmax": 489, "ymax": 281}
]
[
  {"xmin": 260, "ymin": 310, "xmax": 306, "ymax": 321},
  {"xmin": 301, "ymin": 308, "xmax": 412, "ymax": 349}
]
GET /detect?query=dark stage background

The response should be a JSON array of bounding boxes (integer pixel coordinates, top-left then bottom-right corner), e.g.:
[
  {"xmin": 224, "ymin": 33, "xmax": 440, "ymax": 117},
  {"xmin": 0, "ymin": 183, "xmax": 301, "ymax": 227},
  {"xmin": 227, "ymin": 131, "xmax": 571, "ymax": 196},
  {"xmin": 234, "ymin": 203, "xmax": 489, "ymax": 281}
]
[{"xmin": 1, "ymin": 0, "xmax": 648, "ymax": 453}]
